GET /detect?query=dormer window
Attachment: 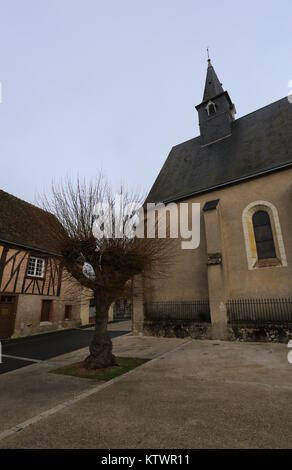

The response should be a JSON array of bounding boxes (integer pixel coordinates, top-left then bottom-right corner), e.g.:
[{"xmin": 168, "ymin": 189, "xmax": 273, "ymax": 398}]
[{"xmin": 206, "ymin": 101, "xmax": 217, "ymax": 116}]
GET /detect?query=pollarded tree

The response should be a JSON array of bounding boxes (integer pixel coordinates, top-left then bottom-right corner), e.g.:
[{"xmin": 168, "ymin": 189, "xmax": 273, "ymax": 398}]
[{"xmin": 43, "ymin": 176, "xmax": 173, "ymax": 369}]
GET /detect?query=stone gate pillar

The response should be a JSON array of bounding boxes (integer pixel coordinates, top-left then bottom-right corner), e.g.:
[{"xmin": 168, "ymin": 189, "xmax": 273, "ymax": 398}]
[
  {"xmin": 132, "ymin": 274, "xmax": 144, "ymax": 335},
  {"xmin": 203, "ymin": 199, "xmax": 228, "ymax": 340}
]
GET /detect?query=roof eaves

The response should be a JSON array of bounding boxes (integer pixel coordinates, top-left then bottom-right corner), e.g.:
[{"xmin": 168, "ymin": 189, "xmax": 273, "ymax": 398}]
[
  {"xmin": 0, "ymin": 238, "xmax": 61, "ymax": 257},
  {"xmin": 161, "ymin": 161, "xmax": 292, "ymax": 204}
]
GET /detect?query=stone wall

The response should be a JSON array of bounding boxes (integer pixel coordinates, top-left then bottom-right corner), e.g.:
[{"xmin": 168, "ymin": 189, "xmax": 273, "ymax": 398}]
[
  {"xmin": 229, "ymin": 325, "xmax": 292, "ymax": 343},
  {"xmin": 143, "ymin": 320, "xmax": 212, "ymax": 340},
  {"xmin": 12, "ymin": 293, "xmax": 82, "ymax": 338},
  {"xmin": 139, "ymin": 170, "xmax": 292, "ymax": 305},
  {"xmin": 143, "ymin": 319, "xmax": 292, "ymax": 344},
  {"xmin": 133, "ymin": 169, "xmax": 292, "ymax": 340}
]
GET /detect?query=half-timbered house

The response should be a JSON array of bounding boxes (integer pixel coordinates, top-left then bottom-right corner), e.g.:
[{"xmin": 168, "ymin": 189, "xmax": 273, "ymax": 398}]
[{"xmin": 0, "ymin": 190, "xmax": 89, "ymax": 339}]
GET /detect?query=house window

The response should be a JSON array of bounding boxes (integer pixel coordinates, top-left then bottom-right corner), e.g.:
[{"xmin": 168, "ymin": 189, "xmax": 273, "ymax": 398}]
[
  {"xmin": 242, "ymin": 201, "xmax": 287, "ymax": 270},
  {"xmin": 64, "ymin": 305, "xmax": 72, "ymax": 320},
  {"xmin": 1, "ymin": 295, "xmax": 15, "ymax": 303},
  {"xmin": 27, "ymin": 256, "xmax": 45, "ymax": 278},
  {"xmin": 252, "ymin": 211, "xmax": 276, "ymax": 260}
]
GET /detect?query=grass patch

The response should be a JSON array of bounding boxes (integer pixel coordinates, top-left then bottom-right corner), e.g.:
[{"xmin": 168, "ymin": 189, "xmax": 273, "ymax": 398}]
[{"xmin": 50, "ymin": 357, "xmax": 149, "ymax": 381}]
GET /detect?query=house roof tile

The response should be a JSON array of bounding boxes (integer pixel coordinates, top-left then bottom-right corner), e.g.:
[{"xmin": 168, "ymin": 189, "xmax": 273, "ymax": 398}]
[{"xmin": 0, "ymin": 190, "xmax": 61, "ymax": 255}]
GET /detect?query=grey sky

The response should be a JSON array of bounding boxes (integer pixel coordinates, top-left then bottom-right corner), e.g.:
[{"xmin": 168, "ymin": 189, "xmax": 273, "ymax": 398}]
[{"xmin": 0, "ymin": 0, "xmax": 291, "ymax": 203}]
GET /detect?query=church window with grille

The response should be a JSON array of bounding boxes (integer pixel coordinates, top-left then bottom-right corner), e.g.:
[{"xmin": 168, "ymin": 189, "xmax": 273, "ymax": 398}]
[{"xmin": 252, "ymin": 210, "xmax": 276, "ymax": 260}]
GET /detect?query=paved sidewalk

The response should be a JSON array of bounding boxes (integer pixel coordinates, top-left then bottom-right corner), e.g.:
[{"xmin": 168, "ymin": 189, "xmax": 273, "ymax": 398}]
[
  {"xmin": 0, "ymin": 320, "xmax": 131, "ymax": 374},
  {"xmin": 0, "ymin": 335, "xmax": 292, "ymax": 448},
  {"xmin": 0, "ymin": 328, "xmax": 186, "ymax": 438}
]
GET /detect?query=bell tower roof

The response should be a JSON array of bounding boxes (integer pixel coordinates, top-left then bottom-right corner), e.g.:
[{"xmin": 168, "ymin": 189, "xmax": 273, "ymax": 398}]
[
  {"xmin": 195, "ymin": 55, "xmax": 236, "ymax": 147},
  {"xmin": 203, "ymin": 58, "xmax": 224, "ymax": 102}
]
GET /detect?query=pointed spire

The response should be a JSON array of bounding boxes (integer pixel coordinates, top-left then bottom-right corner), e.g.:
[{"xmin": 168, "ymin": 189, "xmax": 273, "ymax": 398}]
[
  {"xmin": 203, "ymin": 56, "xmax": 224, "ymax": 102},
  {"xmin": 196, "ymin": 55, "xmax": 236, "ymax": 146}
]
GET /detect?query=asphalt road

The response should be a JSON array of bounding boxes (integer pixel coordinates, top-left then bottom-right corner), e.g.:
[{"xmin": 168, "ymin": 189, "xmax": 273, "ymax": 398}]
[{"xmin": 0, "ymin": 327, "xmax": 128, "ymax": 375}]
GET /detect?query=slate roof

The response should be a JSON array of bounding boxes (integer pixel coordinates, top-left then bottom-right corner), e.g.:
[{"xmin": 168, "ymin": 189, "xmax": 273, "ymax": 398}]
[
  {"xmin": 0, "ymin": 190, "xmax": 61, "ymax": 255},
  {"xmin": 146, "ymin": 97, "xmax": 292, "ymax": 204}
]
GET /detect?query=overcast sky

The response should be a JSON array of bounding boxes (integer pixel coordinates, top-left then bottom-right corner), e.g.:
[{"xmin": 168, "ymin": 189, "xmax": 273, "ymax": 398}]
[{"xmin": 0, "ymin": 0, "xmax": 291, "ymax": 203}]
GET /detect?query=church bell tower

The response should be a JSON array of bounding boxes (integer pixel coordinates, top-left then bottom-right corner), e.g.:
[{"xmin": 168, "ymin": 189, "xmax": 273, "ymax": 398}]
[{"xmin": 196, "ymin": 57, "xmax": 236, "ymax": 147}]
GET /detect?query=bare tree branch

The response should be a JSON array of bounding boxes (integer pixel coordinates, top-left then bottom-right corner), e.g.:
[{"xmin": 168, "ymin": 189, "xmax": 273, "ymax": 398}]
[{"xmin": 41, "ymin": 174, "xmax": 175, "ymax": 369}]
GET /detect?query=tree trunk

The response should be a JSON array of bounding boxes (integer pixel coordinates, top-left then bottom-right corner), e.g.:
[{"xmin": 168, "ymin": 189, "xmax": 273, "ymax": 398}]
[{"xmin": 83, "ymin": 298, "xmax": 116, "ymax": 370}]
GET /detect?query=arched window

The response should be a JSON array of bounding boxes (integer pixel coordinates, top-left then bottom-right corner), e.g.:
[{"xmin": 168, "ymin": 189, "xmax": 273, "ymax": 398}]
[
  {"xmin": 206, "ymin": 101, "xmax": 217, "ymax": 116},
  {"xmin": 252, "ymin": 210, "xmax": 276, "ymax": 260},
  {"xmin": 242, "ymin": 201, "xmax": 287, "ymax": 270}
]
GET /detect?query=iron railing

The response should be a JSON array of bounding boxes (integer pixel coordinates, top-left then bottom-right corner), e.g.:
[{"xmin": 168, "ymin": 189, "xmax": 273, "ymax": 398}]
[
  {"xmin": 144, "ymin": 301, "xmax": 211, "ymax": 322},
  {"xmin": 227, "ymin": 298, "xmax": 292, "ymax": 326},
  {"xmin": 113, "ymin": 303, "xmax": 132, "ymax": 321}
]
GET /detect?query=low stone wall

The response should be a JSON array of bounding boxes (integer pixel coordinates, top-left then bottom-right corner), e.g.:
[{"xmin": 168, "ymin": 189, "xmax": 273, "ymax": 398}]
[
  {"xmin": 143, "ymin": 319, "xmax": 292, "ymax": 343},
  {"xmin": 143, "ymin": 320, "xmax": 212, "ymax": 340},
  {"xmin": 229, "ymin": 325, "xmax": 292, "ymax": 343}
]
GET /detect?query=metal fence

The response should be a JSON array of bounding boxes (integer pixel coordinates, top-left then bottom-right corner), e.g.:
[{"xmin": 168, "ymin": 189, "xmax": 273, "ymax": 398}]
[
  {"xmin": 113, "ymin": 303, "xmax": 132, "ymax": 321},
  {"xmin": 227, "ymin": 298, "xmax": 292, "ymax": 326},
  {"xmin": 144, "ymin": 301, "xmax": 211, "ymax": 322}
]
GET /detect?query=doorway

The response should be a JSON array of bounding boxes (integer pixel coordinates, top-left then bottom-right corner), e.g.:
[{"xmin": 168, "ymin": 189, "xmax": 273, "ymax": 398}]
[
  {"xmin": 0, "ymin": 294, "xmax": 17, "ymax": 339},
  {"xmin": 40, "ymin": 300, "xmax": 53, "ymax": 322}
]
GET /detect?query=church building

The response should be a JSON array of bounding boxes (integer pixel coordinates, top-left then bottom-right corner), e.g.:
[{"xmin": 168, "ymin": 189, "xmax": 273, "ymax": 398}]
[{"xmin": 132, "ymin": 58, "xmax": 292, "ymax": 342}]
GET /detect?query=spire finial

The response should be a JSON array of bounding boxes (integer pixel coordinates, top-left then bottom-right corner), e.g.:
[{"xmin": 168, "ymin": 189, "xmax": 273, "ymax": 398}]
[
  {"xmin": 207, "ymin": 47, "xmax": 212, "ymax": 67},
  {"xmin": 207, "ymin": 47, "xmax": 210, "ymax": 60}
]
